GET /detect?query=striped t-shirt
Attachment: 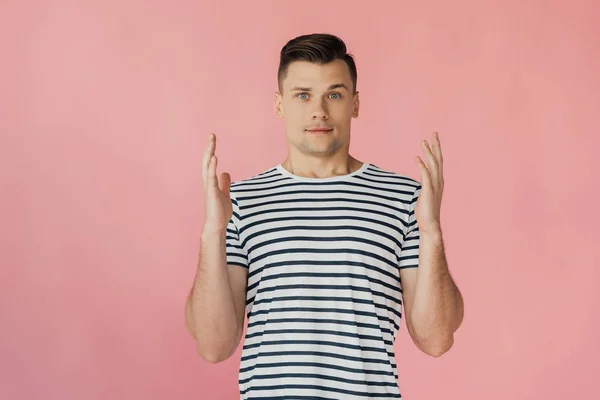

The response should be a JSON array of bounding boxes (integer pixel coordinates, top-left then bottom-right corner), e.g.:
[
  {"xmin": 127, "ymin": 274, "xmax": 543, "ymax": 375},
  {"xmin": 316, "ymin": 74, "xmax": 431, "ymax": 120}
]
[{"xmin": 225, "ymin": 162, "xmax": 421, "ymax": 400}]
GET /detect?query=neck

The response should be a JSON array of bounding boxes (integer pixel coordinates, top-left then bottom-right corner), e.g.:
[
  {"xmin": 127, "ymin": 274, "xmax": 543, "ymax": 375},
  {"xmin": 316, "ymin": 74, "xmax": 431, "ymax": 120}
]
[{"xmin": 281, "ymin": 155, "xmax": 362, "ymax": 179}]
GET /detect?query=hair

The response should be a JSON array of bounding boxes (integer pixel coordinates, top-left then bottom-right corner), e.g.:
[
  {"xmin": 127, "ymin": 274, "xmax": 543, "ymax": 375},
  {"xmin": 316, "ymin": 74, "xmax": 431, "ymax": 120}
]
[{"xmin": 277, "ymin": 33, "xmax": 357, "ymax": 93}]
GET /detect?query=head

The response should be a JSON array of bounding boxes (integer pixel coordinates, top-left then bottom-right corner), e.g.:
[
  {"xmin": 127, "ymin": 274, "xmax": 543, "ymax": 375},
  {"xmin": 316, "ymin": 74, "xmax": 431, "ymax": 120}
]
[{"xmin": 275, "ymin": 33, "xmax": 360, "ymax": 158}]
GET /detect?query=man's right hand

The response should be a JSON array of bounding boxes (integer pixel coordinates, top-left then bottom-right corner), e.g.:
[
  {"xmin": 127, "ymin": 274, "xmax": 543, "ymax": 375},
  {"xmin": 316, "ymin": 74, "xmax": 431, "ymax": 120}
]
[
  {"xmin": 188, "ymin": 134, "xmax": 246, "ymax": 363},
  {"xmin": 202, "ymin": 133, "xmax": 232, "ymax": 234}
]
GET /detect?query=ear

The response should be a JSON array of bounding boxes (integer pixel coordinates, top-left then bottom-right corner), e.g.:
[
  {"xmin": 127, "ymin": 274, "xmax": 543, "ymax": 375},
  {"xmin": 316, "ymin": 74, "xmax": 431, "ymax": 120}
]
[
  {"xmin": 275, "ymin": 91, "xmax": 284, "ymax": 119},
  {"xmin": 352, "ymin": 91, "xmax": 360, "ymax": 118}
]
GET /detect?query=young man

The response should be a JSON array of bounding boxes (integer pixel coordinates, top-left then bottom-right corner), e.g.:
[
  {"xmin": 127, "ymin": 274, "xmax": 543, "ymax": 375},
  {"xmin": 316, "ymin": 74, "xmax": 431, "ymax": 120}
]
[{"xmin": 186, "ymin": 33, "xmax": 464, "ymax": 399}]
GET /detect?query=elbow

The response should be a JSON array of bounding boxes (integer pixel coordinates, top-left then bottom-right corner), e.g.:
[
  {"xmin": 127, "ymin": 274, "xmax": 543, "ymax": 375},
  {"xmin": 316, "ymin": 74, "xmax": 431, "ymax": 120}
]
[
  {"xmin": 198, "ymin": 349, "xmax": 230, "ymax": 364},
  {"xmin": 408, "ymin": 320, "xmax": 455, "ymax": 357},
  {"xmin": 196, "ymin": 342, "xmax": 236, "ymax": 364},
  {"xmin": 421, "ymin": 335, "xmax": 454, "ymax": 357},
  {"xmin": 194, "ymin": 326, "xmax": 242, "ymax": 364},
  {"xmin": 185, "ymin": 299, "xmax": 240, "ymax": 364}
]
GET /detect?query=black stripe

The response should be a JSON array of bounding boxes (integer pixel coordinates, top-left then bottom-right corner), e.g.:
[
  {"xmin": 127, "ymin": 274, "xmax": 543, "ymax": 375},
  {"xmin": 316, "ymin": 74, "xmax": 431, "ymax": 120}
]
[
  {"xmin": 231, "ymin": 168, "xmax": 279, "ymax": 184},
  {"xmin": 244, "ymin": 328, "xmax": 393, "ymax": 348},
  {"xmin": 233, "ymin": 175, "xmax": 289, "ymax": 188},
  {"xmin": 247, "ymin": 272, "xmax": 401, "ymax": 299},
  {"xmin": 398, "ymin": 254, "xmax": 419, "ymax": 263},
  {"xmin": 242, "ymin": 224, "xmax": 402, "ymax": 251},
  {"xmin": 246, "ymin": 317, "xmax": 394, "ymax": 338},
  {"xmin": 240, "ymin": 350, "xmax": 396, "ymax": 371},
  {"xmin": 364, "ymin": 169, "xmax": 420, "ymax": 182},
  {"xmin": 247, "ymin": 260, "xmax": 400, "ymax": 286},
  {"xmin": 227, "ymin": 261, "xmax": 248, "ymax": 269},
  {"xmin": 247, "ymin": 235, "xmax": 396, "ymax": 261},
  {"xmin": 233, "ymin": 179, "xmax": 414, "ymax": 197},
  {"xmin": 249, "ymin": 248, "xmax": 399, "ymax": 270},
  {"xmin": 240, "ymin": 383, "xmax": 401, "ymax": 398},
  {"xmin": 247, "ymin": 307, "xmax": 400, "ymax": 332},
  {"xmin": 247, "ymin": 396, "xmax": 339, "ymax": 400},
  {"xmin": 239, "ymin": 371, "xmax": 398, "ymax": 387},
  {"xmin": 239, "ymin": 214, "xmax": 406, "ymax": 238},
  {"xmin": 252, "ymin": 284, "xmax": 402, "ymax": 310},
  {"xmin": 239, "ymin": 196, "xmax": 409, "ymax": 215},
  {"xmin": 249, "ymin": 295, "xmax": 402, "ymax": 320},
  {"xmin": 236, "ymin": 188, "xmax": 412, "ymax": 205},
  {"xmin": 242, "ymin": 339, "xmax": 394, "ymax": 358},
  {"xmin": 240, "ymin": 361, "xmax": 396, "ymax": 378},
  {"xmin": 356, "ymin": 173, "xmax": 420, "ymax": 187},
  {"xmin": 243, "ymin": 205, "xmax": 405, "ymax": 226}
]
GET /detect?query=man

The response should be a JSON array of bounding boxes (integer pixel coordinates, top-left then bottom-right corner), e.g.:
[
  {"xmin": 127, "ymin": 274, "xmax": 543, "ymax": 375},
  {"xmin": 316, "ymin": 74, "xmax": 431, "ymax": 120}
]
[{"xmin": 186, "ymin": 33, "xmax": 464, "ymax": 399}]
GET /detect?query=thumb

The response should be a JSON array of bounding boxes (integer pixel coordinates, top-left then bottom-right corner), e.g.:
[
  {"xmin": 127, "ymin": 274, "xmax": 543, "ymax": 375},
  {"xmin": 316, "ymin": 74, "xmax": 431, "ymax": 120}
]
[
  {"xmin": 415, "ymin": 156, "xmax": 431, "ymax": 188},
  {"xmin": 220, "ymin": 172, "xmax": 231, "ymax": 197}
]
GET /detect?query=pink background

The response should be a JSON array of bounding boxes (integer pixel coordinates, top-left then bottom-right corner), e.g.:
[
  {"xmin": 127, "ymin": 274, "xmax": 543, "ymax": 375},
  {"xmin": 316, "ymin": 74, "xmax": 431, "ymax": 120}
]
[{"xmin": 1, "ymin": 1, "xmax": 599, "ymax": 399}]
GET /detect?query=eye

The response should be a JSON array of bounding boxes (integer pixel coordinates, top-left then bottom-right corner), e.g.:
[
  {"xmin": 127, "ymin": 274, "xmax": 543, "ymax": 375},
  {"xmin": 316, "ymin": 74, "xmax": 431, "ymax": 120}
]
[
  {"xmin": 329, "ymin": 92, "xmax": 342, "ymax": 99},
  {"xmin": 297, "ymin": 92, "xmax": 309, "ymax": 100}
]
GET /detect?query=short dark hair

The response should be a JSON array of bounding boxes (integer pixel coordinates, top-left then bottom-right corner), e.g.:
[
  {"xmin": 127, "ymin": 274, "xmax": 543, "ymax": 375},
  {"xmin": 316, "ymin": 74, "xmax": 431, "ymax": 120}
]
[{"xmin": 277, "ymin": 33, "xmax": 358, "ymax": 93}]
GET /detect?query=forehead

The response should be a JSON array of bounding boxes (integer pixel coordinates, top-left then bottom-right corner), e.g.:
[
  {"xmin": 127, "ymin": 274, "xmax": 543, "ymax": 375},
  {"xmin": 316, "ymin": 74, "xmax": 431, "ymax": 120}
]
[{"xmin": 282, "ymin": 60, "xmax": 352, "ymax": 91}]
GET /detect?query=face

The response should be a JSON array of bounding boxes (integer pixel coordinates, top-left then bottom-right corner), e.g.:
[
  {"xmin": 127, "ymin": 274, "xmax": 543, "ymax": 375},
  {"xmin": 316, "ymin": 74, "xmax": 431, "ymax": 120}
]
[{"xmin": 275, "ymin": 59, "xmax": 360, "ymax": 157}]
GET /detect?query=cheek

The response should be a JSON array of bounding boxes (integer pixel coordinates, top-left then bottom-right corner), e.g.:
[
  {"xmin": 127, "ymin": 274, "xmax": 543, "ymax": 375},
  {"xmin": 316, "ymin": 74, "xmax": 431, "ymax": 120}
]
[
  {"xmin": 283, "ymin": 112, "xmax": 303, "ymax": 133},
  {"xmin": 330, "ymin": 107, "xmax": 352, "ymax": 122},
  {"xmin": 332, "ymin": 100, "xmax": 353, "ymax": 114},
  {"xmin": 283, "ymin": 106, "xmax": 306, "ymax": 122}
]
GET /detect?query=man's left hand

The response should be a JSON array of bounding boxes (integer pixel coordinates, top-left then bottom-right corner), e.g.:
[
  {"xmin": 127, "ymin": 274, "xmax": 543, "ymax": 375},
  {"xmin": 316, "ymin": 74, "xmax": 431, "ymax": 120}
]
[{"xmin": 414, "ymin": 131, "xmax": 444, "ymax": 236}]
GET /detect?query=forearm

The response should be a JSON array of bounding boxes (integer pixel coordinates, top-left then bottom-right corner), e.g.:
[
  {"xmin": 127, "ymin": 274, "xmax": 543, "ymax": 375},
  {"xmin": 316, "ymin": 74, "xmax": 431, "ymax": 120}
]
[
  {"xmin": 186, "ymin": 228, "xmax": 241, "ymax": 361},
  {"xmin": 410, "ymin": 230, "xmax": 463, "ymax": 353}
]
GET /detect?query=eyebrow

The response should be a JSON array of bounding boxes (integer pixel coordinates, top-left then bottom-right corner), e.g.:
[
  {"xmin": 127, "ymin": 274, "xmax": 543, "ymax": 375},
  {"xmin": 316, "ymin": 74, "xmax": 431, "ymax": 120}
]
[{"xmin": 290, "ymin": 83, "xmax": 349, "ymax": 92}]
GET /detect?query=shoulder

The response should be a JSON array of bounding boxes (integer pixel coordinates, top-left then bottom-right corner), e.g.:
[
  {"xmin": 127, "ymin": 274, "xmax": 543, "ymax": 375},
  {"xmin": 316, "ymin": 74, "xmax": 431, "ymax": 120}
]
[
  {"xmin": 229, "ymin": 164, "xmax": 283, "ymax": 195},
  {"xmin": 364, "ymin": 163, "xmax": 421, "ymax": 191}
]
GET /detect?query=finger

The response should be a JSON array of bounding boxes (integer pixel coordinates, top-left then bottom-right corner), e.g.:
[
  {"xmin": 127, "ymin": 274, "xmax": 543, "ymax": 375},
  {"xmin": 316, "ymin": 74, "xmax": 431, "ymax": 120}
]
[
  {"xmin": 415, "ymin": 156, "xmax": 432, "ymax": 189},
  {"xmin": 206, "ymin": 155, "xmax": 219, "ymax": 192},
  {"xmin": 432, "ymin": 132, "xmax": 444, "ymax": 186},
  {"xmin": 202, "ymin": 134, "xmax": 215, "ymax": 185},
  {"xmin": 431, "ymin": 132, "xmax": 443, "ymax": 165},
  {"xmin": 220, "ymin": 172, "xmax": 231, "ymax": 199},
  {"xmin": 422, "ymin": 140, "xmax": 439, "ymax": 185}
]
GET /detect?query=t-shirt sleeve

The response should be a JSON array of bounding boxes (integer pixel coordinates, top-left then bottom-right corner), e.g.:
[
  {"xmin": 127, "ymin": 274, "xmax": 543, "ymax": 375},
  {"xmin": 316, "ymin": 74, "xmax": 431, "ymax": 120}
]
[
  {"xmin": 225, "ymin": 191, "xmax": 249, "ymax": 269},
  {"xmin": 398, "ymin": 184, "xmax": 421, "ymax": 269}
]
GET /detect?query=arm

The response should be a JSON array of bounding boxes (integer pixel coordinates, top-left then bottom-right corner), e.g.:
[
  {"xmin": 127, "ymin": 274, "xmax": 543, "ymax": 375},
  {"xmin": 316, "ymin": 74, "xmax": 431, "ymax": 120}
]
[
  {"xmin": 400, "ymin": 131, "xmax": 464, "ymax": 357},
  {"xmin": 185, "ymin": 229, "xmax": 248, "ymax": 363},
  {"xmin": 400, "ymin": 231, "xmax": 463, "ymax": 357},
  {"xmin": 185, "ymin": 133, "xmax": 248, "ymax": 363}
]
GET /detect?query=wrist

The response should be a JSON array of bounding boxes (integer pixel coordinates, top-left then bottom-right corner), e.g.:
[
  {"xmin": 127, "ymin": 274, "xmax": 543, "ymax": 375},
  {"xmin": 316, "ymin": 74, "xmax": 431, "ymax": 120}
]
[
  {"xmin": 202, "ymin": 224, "xmax": 227, "ymax": 238},
  {"xmin": 421, "ymin": 228, "xmax": 443, "ymax": 243}
]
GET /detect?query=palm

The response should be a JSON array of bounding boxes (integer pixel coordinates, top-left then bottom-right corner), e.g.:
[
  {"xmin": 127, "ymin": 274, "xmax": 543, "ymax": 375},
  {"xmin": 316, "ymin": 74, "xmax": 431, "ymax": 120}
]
[
  {"xmin": 205, "ymin": 177, "xmax": 232, "ymax": 228},
  {"xmin": 202, "ymin": 133, "xmax": 232, "ymax": 232},
  {"xmin": 414, "ymin": 186, "xmax": 437, "ymax": 226},
  {"xmin": 414, "ymin": 132, "xmax": 444, "ymax": 235}
]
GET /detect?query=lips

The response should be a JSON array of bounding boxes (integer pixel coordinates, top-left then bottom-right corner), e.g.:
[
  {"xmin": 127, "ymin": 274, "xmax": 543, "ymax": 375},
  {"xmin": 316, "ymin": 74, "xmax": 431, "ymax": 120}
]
[{"xmin": 306, "ymin": 128, "xmax": 333, "ymax": 133}]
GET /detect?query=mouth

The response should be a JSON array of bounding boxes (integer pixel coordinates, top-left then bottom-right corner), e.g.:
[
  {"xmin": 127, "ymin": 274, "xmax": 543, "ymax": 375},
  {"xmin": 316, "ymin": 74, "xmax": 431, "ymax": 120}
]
[{"xmin": 306, "ymin": 128, "xmax": 334, "ymax": 134}]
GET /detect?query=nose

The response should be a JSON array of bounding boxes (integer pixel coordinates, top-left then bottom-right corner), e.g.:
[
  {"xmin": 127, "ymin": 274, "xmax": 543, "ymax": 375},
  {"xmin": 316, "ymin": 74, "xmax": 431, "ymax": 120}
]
[{"xmin": 311, "ymin": 99, "xmax": 329, "ymax": 120}]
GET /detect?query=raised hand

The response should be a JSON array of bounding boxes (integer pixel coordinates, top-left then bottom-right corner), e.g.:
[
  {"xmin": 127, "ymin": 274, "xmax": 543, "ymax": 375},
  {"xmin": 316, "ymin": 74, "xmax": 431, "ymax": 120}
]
[
  {"xmin": 414, "ymin": 131, "xmax": 444, "ymax": 236},
  {"xmin": 202, "ymin": 133, "xmax": 232, "ymax": 234}
]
